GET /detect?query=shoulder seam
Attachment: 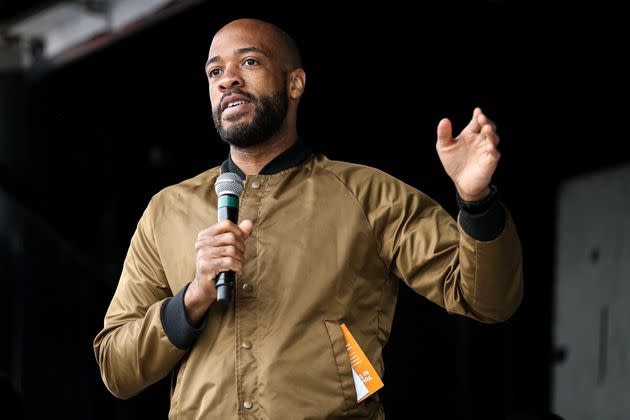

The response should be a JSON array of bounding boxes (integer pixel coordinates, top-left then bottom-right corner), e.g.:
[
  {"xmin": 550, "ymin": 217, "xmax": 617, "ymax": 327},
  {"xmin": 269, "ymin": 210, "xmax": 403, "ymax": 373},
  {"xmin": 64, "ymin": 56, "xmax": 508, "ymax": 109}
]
[{"xmin": 317, "ymin": 164, "xmax": 391, "ymax": 273}]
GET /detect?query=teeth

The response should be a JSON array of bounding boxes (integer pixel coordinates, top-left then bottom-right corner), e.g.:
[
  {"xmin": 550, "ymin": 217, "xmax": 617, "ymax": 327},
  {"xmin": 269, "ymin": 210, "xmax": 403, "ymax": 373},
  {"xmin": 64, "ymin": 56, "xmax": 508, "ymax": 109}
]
[{"xmin": 228, "ymin": 100, "xmax": 246, "ymax": 108}]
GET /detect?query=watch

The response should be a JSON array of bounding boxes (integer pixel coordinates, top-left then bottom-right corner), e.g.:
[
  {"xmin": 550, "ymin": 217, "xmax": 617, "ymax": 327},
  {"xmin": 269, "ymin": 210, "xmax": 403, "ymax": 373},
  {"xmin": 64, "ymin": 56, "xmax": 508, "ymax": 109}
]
[{"xmin": 456, "ymin": 185, "xmax": 499, "ymax": 214}]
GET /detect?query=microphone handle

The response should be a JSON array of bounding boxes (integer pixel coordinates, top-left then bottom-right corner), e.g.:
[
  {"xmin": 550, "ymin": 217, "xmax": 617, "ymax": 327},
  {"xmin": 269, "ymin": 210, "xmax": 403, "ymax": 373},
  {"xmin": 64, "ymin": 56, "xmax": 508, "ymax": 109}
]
[
  {"xmin": 216, "ymin": 195, "xmax": 239, "ymax": 304},
  {"xmin": 216, "ymin": 271, "xmax": 235, "ymax": 303}
]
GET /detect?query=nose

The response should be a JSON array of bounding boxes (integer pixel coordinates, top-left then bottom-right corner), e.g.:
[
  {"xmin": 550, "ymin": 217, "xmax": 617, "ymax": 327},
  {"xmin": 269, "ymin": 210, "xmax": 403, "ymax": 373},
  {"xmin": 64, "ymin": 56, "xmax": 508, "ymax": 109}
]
[{"xmin": 218, "ymin": 63, "xmax": 243, "ymax": 92}]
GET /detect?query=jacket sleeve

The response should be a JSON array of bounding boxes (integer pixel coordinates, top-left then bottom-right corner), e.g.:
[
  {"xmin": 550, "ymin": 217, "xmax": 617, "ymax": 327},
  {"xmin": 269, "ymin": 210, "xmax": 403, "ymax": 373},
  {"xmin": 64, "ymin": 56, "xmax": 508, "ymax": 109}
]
[
  {"xmin": 450, "ymin": 207, "xmax": 523, "ymax": 322},
  {"xmin": 366, "ymin": 176, "xmax": 523, "ymax": 323},
  {"xmin": 93, "ymin": 197, "xmax": 188, "ymax": 399}
]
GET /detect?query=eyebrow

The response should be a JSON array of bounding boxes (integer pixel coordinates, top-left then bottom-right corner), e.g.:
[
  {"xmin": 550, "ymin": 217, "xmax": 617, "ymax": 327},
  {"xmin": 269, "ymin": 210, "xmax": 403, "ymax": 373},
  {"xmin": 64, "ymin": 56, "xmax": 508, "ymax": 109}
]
[{"xmin": 205, "ymin": 47, "xmax": 269, "ymax": 69}]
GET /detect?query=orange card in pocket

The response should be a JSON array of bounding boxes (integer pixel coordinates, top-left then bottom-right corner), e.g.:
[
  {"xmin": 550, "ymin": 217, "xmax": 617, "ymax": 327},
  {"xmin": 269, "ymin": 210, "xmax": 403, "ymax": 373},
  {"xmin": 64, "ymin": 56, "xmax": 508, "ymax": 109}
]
[{"xmin": 340, "ymin": 323, "xmax": 384, "ymax": 402}]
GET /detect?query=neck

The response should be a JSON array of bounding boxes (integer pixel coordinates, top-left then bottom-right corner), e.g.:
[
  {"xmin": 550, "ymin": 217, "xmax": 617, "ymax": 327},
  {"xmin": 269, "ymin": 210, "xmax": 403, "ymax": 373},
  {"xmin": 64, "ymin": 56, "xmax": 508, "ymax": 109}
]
[{"xmin": 230, "ymin": 130, "xmax": 298, "ymax": 176}]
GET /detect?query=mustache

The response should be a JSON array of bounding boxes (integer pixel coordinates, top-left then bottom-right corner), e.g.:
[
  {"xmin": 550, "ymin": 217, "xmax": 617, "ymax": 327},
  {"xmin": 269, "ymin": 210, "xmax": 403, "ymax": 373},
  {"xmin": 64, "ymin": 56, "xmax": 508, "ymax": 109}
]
[
  {"xmin": 214, "ymin": 88, "xmax": 256, "ymax": 118},
  {"xmin": 221, "ymin": 89, "xmax": 255, "ymax": 105}
]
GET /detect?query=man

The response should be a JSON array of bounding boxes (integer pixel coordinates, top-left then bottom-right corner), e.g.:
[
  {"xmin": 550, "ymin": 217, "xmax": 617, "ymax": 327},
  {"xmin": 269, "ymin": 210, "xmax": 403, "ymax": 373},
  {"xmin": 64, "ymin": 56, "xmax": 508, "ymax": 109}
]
[{"xmin": 94, "ymin": 18, "xmax": 523, "ymax": 419}]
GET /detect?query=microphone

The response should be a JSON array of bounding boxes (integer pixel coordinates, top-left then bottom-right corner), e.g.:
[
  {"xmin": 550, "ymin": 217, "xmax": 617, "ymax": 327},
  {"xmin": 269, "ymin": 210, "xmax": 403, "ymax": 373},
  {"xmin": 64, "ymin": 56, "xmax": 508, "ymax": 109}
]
[{"xmin": 214, "ymin": 172, "xmax": 244, "ymax": 304}]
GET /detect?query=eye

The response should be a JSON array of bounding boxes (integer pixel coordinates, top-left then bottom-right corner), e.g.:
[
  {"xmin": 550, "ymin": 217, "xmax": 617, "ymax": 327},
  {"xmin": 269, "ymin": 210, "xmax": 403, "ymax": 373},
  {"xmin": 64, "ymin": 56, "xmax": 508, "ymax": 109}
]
[
  {"xmin": 243, "ymin": 58, "xmax": 259, "ymax": 67},
  {"xmin": 207, "ymin": 68, "xmax": 222, "ymax": 78}
]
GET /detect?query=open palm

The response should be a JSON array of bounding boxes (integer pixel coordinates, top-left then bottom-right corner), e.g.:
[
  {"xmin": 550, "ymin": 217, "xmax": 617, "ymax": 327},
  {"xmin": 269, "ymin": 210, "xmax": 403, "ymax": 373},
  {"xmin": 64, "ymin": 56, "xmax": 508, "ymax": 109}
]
[{"xmin": 436, "ymin": 108, "xmax": 500, "ymax": 201}]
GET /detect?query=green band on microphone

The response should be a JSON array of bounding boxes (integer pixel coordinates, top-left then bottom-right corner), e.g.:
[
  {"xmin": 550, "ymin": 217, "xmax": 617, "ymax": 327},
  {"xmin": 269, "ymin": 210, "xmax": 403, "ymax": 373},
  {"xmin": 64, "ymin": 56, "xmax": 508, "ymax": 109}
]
[{"xmin": 218, "ymin": 195, "xmax": 239, "ymax": 208}]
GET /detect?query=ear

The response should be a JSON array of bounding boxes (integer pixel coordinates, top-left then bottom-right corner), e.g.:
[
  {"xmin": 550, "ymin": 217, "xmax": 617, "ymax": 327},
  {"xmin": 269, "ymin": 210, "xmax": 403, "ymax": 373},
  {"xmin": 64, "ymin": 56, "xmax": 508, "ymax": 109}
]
[{"xmin": 288, "ymin": 68, "xmax": 306, "ymax": 100}]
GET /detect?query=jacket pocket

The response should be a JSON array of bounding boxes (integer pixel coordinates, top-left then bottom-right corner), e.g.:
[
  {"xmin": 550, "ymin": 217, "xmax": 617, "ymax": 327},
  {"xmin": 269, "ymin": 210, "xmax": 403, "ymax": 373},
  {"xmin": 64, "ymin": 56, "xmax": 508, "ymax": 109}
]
[{"xmin": 323, "ymin": 319, "xmax": 357, "ymax": 413}]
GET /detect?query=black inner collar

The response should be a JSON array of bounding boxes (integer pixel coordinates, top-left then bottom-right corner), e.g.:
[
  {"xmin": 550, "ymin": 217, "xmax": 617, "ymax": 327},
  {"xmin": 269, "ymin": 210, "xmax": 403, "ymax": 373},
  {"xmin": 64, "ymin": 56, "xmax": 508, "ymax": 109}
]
[{"xmin": 220, "ymin": 140, "xmax": 312, "ymax": 179}]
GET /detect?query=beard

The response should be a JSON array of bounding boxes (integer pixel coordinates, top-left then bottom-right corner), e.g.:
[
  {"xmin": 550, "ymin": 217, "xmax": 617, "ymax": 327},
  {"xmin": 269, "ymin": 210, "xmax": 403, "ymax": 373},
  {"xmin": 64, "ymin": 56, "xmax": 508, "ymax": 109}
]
[{"xmin": 213, "ymin": 87, "xmax": 289, "ymax": 148}]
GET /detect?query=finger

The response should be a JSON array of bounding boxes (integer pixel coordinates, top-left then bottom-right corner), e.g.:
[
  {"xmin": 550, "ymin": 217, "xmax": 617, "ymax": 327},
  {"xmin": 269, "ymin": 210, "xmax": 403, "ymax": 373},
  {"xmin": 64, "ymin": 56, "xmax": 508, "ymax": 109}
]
[
  {"xmin": 485, "ymin": 146, "xmax": 501, "ymax": 163},
  {"xmin": 482, "ymin": 124, "xmax": 500, "ymax": 147},
  {"xmin": 210, "ymin": 256, "xmax": 244, "ymax": 274},
  {"xmin": 464, "ymin": 107, "xmax": 483, "ymax": 133},
  {"xmin": 197, "ymin": 220, "xmax": 245, "ymax": 241},
  {"xmin": 196, "ymin": 232, "xmax": 246, "ymax": 253},
  {"xmin": 239, "ymin": 219, "xmax": 254, "ymax": 240},
  {"xmin": 198, "ymin": 256, "xmax": 244, "ymax": 278},
  {"xmin": 220, "ymin": 257, "xmax": 244, "ymax": 274},
  {"xmin": 197, "ymin": 220, "xmax": 253, "ymax": 250},
  {"xmin": 477, "ymin": 111, "xmax": 497, "ymax": 132},
  {"xmin": 198, "ymin": 244, "xmax": 244, "ymax": 263},
  {"xmin": 436, "ymin": 118, "xmax": 453, "ymax": 147}
]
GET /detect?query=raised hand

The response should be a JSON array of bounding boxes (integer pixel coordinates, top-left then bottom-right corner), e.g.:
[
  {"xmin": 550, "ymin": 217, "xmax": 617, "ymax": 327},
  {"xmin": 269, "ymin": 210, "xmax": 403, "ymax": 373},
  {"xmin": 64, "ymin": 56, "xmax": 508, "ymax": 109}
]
[{"xmin": 436, "ymin": 107, "xmax": 500, "ymax": 201}]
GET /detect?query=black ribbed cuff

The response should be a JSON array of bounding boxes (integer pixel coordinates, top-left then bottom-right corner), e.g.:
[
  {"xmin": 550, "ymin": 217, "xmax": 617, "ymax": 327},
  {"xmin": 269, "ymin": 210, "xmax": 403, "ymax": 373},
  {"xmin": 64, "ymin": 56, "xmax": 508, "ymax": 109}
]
[
  {"xmin": 161, "ymin": 283, "xmax": 208, "ymax": 350},
  {"xmin": 457, "ymin": 186, "xmax": 505, "ymax": 241}
]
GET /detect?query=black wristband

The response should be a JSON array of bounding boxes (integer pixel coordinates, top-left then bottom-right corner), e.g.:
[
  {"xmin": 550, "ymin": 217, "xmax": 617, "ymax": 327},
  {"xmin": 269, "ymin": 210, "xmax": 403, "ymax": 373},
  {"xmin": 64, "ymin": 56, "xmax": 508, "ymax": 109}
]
[{"xmin": 456, "ymin": 185, "xmax": 499, "ymax": 214}]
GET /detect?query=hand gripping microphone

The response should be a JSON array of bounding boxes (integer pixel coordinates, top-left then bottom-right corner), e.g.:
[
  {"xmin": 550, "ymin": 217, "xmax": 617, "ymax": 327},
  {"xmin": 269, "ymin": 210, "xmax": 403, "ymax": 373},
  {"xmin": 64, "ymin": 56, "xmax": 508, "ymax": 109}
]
[{"xmin": 214, "ymin": 172, "xmax": 244, "ymax": 304}]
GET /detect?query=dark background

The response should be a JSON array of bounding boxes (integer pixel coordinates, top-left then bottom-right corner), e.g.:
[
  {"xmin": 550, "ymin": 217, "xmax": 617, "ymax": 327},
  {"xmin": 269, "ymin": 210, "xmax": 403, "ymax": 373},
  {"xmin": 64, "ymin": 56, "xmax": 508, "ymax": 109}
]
[{"xmin": 1, "ymin": 1, "xmax": 628, "ymax": 419}]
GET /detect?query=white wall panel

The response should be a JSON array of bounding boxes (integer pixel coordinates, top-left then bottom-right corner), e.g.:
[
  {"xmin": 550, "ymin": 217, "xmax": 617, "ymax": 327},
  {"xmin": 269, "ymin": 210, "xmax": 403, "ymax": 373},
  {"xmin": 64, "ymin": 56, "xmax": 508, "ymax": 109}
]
[{"xmin": 553, "ymin": 163, "xmax": 630, "ymax": 420}]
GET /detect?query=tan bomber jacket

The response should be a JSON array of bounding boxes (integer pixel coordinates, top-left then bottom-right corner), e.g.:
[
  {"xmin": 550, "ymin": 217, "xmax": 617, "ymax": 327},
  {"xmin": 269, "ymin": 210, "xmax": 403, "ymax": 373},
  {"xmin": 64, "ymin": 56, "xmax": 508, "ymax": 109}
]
[{"xmin": 94, "ymin": 146, "xmax": 523, "ymax": 419}]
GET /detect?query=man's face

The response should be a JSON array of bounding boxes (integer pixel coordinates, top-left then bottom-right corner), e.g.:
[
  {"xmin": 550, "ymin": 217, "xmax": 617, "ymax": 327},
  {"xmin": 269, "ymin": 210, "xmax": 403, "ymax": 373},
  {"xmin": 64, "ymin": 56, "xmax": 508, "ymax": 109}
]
[{"xmin": 206, "ymin": 22, "xmax": 288, "ymax": 147}]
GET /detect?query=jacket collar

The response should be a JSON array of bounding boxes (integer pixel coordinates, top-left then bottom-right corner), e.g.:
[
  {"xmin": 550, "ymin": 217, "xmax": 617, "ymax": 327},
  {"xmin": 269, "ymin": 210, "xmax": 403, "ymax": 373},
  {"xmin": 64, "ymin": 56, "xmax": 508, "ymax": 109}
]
[{"xmin": 220, "ymin": 140, "xmax": 312, "ymax": 178}]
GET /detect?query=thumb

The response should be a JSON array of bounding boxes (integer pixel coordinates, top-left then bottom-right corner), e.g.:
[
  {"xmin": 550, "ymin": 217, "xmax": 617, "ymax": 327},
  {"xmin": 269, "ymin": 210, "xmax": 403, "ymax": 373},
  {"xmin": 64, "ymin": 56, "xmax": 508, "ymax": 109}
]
[
  {"xmin": 436, "ymin": 118, "xmax": 453, "ymax": 147},
  {"xmin": 239, "ymin": 219, "xmax": 254, "ymax": 240}
]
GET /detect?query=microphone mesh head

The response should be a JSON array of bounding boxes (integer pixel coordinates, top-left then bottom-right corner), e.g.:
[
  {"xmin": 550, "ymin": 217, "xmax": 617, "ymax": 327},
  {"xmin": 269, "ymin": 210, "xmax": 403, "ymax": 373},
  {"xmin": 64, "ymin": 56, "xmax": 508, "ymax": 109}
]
[{"xmin": 215, "ymin": 172, "xmax": 244, "ymax": 197}]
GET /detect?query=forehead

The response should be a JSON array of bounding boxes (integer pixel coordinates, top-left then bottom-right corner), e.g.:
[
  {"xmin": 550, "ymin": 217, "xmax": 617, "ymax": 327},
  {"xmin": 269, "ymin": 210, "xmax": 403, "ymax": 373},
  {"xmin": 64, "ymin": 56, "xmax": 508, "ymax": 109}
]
[{"xmin": 209, "ymin": 24, "xmax": 276, "ymax": 58}]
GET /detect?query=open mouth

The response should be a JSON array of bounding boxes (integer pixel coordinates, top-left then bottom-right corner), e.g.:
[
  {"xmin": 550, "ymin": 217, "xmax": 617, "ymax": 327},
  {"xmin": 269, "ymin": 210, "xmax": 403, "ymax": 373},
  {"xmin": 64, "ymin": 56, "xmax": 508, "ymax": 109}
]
[{"xmin": 221, "ymin": 93, "xmax": 251, "ymax": 112}]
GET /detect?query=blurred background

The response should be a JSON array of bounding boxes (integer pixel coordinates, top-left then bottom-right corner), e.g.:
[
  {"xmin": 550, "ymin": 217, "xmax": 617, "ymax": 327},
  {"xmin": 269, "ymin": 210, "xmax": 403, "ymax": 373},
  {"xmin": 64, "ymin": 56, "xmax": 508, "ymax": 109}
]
[{"xmin": 1, "ymin": 1, "xmax": 628, "ymax": 419}]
